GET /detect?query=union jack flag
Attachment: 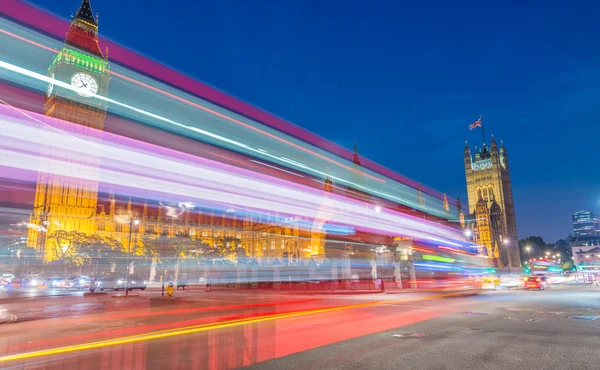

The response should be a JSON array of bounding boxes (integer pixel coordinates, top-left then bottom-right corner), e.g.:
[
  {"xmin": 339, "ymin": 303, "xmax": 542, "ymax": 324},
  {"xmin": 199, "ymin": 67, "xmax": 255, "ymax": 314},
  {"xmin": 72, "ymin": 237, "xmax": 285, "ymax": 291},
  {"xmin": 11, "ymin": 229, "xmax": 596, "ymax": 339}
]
[{"xmin": 469, "ymin": 116, "xmax": 482, "ymax": 130}]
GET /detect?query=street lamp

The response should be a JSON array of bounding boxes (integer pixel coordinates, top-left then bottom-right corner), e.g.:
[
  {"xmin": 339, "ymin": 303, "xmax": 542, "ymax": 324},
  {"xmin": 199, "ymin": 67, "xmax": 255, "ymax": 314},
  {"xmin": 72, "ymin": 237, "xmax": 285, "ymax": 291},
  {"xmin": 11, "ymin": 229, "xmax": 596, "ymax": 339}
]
[
  {"xmin": 125, "ymin": 217, "xmax": 140, "ymax": 297},
  {"xmin": 525, "ymin": 245, "xmax": 531, "ymax": 264},
  {"xmin": 464, "ymin": 229, "xmax": 472, "ymax": 238}
]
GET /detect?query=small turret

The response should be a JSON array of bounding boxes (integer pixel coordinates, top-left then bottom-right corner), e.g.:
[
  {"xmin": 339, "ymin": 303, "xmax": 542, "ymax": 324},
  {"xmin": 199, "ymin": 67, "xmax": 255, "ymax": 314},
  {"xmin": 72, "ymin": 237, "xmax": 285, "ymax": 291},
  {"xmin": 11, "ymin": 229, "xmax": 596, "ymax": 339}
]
[
  {"xmin": 109, "ymin": 193, "xmax": 115, "ymax": 216},
  {"xmin": 142, "ymin": 200, "xmax": 148, "ymax": 220},
  {"xmin": 353, "ymin": 139, "xmax": 361, "ymax": 165},
  {"xmin": 500, "ymin": 140, "xmax": 509, "ymax": 170},
  {"xmin": 490, "ymin": 134, "xmax": 500, "ymax": 166},
  {"xmin": 324, "ymin": 166, "xmax": 333, "ymax": 192},
  {"xmin": 464, "ymin": 142, "xmax": 472, "ymax": 171},
  {"xmin": 417, "ymin": 184, "xmax": 425, "ymax": 206}
]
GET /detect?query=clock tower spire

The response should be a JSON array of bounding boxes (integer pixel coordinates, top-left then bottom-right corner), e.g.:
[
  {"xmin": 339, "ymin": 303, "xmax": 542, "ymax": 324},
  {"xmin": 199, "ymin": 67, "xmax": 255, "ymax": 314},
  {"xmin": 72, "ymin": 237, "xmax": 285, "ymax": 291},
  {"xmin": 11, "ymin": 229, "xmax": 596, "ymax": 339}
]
[{"xmin": 66, "ymin": 0, "xmax": 103, "ymax": 57}]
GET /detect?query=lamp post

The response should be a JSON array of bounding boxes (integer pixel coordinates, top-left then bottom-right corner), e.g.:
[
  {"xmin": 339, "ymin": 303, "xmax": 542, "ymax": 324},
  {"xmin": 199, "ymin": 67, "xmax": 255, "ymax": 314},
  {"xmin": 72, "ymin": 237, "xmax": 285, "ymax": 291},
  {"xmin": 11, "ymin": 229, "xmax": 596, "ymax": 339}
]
[
  {"xmin": 525, "ymin": 245, "xmax": 531, "ymax": 265},
  {"xmin": 503, "ymin": 239, "xmax": 511, "ymax": 274},
  {"xmin": 464, "ymin": 229, "xmax": 472, "ymax": 240},
  {"xmin": 125, "ymin": 217, "xmax": 140, "ymax": 297}
]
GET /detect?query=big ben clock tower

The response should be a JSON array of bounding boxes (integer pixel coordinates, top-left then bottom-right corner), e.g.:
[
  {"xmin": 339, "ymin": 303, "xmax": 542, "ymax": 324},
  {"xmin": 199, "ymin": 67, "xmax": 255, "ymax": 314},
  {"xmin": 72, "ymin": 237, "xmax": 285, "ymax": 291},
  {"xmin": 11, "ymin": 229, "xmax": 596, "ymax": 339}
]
[
  {"xmin": 45, "ymin": 0, "xmax": 109, "ymax": 129},
  {"xmin": 28, "ymin": 0, "xmax": 110, "ymax": 260}
]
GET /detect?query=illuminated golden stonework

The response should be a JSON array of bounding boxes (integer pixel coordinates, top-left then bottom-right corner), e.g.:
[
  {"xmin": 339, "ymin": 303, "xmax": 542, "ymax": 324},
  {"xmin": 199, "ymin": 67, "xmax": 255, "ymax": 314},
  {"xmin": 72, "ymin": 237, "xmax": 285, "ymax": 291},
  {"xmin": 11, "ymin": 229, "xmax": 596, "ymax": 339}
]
[
  {"xmin": 464, "ymin": 137, "xmax": 520, "ymax": 268},
  {"xmin": 27, "ymin": 0, "xmax": 328, "ymax": 264}
]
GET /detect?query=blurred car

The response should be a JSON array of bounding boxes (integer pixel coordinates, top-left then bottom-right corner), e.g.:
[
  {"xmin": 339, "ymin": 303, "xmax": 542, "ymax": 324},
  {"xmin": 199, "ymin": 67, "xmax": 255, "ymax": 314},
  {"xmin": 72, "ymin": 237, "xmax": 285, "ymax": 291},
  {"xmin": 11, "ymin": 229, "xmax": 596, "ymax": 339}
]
[
  {"xmin": 480, "ymin": 276, "xmax": 500, "ymax": 290},
  {"xmin": 57, "ymin": 276, "xmax": 91, "ymax": 289},
  {"xmin": 22, "ymin": 275, "xmax": 45, "ymax": 288},
  {"xmin": 524, "ymin": 275, "xmax": 549, "ymax": 290},
  {"xmin": 1, "ymin": 273, "xmax": 15, "ymax": 282},
  {"xmin": 499, "ymin": 275, "xmax": 524, "ymax": 289},
  {"xmin": 46, "ymin": 277, "xmax": 63, "ymax": 288},
  {"xmin": 76, "ymin": 276, "xmax": 91, "ymax": 289},
  {"xmin": 0, "ymin": 276, "xmax": 13, "ymax": 290},
  {"xmin": 96, "ymin": 273, "xmax": 146, "ymax": 291},
  {"xmin": 547, "ymin": 274, "xmax": 568, "ymax": 285}
]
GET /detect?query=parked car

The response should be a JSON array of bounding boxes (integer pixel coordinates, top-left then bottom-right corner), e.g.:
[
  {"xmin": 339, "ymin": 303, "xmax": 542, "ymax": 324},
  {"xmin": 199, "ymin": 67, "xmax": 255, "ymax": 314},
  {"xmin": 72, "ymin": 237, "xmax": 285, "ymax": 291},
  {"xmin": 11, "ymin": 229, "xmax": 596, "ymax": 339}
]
[{"xmin": 96, "ymin": 273, "xmax": 146, "ymax": 291}]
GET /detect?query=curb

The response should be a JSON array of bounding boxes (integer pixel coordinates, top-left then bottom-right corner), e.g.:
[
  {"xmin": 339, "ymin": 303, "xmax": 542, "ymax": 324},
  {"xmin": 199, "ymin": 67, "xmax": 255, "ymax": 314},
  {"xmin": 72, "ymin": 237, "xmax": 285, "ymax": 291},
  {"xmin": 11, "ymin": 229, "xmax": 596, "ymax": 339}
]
[
  {"xmin": 110, "ymin": 294, "xmax": 141, "ymax": 298},
  {"xmin": 288, "ymin": 290, "xmax": 384, "ymax": 295},
  {"xmin": 83, "ymin": 292, "xmax": 108, "ymax": 297}
]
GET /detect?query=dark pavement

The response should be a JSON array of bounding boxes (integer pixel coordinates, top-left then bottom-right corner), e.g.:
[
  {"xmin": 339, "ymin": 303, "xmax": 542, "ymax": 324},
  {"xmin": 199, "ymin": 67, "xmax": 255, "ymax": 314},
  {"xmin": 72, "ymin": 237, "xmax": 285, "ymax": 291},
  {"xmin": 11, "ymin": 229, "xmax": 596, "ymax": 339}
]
[
  {"xmin": 248, "ymin": 286, "xmax": 600, "ymax": 370},
  {"xmin": 0, "ymin": 285, "xmax": 598, "ymax": 369}
]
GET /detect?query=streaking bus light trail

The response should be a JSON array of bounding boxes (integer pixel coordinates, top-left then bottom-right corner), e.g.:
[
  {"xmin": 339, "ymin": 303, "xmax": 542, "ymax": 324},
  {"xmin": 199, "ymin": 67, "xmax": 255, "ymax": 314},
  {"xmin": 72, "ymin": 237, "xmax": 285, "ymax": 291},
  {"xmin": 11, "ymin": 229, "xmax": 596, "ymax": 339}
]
[{"xmin": 0, "ymin": 16, "xmax": 465, "ymax": 219}]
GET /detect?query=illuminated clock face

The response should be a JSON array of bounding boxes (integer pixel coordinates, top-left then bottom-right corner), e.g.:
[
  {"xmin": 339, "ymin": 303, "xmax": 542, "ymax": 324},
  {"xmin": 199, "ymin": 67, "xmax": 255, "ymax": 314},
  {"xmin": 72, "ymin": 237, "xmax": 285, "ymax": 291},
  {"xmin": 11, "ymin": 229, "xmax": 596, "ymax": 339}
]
[
  {"xmin": 71, "ymin": 73, "xmax": 98, "ymax": 97},
  {"xmin": 47, "ymin": 73, "xmax": 54, "ymax": 97}
]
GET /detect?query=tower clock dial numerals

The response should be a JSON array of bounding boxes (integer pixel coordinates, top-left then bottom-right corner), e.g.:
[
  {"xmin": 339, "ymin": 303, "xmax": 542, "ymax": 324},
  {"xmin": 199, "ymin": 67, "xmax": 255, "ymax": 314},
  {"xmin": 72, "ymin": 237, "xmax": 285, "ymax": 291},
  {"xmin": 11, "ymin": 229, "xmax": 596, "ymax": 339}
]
[
  {"xmin": 47, "ymin": 72, "xmax": 54, "ymax": 97},
  {"xmin": 71, "ymin": 73, "xmax": 98, "ymax": 97}
]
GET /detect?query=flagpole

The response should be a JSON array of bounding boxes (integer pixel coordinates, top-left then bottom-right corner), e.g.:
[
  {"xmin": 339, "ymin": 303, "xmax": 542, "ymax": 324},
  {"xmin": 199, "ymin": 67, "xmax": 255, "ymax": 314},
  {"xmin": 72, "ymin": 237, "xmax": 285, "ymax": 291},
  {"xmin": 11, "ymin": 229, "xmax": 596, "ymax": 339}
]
[{"xmin": 480, "ymin": 115, "xmax": 485, "ymax": 145}]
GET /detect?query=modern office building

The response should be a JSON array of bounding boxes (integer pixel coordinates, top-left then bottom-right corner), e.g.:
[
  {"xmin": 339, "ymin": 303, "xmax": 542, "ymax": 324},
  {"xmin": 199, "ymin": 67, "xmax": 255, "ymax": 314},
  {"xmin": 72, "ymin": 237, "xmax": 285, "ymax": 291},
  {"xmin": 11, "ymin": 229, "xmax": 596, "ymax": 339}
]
[{"xmin": 572, "ymin": 211, "xmax": 599, "ymax": 237}]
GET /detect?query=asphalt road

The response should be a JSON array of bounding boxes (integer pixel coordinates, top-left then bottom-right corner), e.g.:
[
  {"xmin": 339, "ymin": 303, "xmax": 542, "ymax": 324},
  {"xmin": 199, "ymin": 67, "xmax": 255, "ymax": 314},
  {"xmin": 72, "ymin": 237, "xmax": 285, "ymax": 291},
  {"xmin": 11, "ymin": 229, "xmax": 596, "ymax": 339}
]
[
  {"xmin": 249, "ymin": 286, "xmax": 600, "ymax": 370},
  {"xmin": 0, "ymin": 285, "xmax": 599, "ymax": 369}
]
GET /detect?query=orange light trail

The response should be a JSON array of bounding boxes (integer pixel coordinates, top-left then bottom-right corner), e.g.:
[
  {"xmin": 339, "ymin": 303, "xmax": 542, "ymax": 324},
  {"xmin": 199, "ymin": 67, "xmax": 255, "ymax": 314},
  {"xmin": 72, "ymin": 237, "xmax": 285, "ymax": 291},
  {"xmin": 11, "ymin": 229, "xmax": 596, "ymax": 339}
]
[
  {"xmin": 0, "ymin": 28, "xmax": 57, "ymax": 53},
  {"xmin": 412, "ymin": 247, "xmax": 437, "ymax": 254},
  {"xmin": 439, "ymin": 246, "xmax": 473, "ymax": 255},
  {"xmin": 0, "ymin": 291, "xmax": 476, "ymax": 363},
  {"xmin": 0, "ymin": 27, "xmax": 386, "ymax": 183}
]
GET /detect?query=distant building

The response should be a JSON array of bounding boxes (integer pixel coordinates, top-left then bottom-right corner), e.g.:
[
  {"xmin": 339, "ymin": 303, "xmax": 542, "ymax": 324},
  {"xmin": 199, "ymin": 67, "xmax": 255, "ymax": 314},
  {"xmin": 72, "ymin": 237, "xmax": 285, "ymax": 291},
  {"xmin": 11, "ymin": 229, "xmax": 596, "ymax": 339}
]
[
  {"xmin": 572, "ymin": 211, "xmax": 599, "ymax": 237},
  {"xmin": 462, "ymin": 137, "xmax": 520, "ymax": 268},
  {"xmin": 570, "ymin": 234, "xmax": 600, "ymax": 271}
]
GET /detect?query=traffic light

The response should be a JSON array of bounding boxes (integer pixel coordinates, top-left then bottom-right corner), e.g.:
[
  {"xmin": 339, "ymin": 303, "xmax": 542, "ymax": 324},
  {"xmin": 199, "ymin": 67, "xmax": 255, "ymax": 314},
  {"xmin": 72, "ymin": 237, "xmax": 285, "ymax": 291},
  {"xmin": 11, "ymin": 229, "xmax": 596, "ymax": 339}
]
[{"xmin": 524, "ymin": 267, "xmax": 530, "ymax": 274}]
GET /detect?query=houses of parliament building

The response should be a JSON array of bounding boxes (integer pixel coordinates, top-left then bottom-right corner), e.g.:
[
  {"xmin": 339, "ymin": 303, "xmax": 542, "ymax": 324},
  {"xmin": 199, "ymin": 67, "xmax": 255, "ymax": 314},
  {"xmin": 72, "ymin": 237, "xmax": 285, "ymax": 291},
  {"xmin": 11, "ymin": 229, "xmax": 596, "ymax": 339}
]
[
  {"xmin": 26, "ymin": 0, "xmax": 330, "ymax": 263},
  {"xmin": 24, "ymin": 1, "xmax": 521, "ymax": 270}
]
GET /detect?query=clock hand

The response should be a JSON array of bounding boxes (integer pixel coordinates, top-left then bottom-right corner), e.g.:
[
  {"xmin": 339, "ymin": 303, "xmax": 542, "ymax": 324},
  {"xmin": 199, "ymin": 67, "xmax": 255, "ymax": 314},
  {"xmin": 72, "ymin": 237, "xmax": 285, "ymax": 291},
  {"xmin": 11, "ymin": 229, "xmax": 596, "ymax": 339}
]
[{"xmin": 80, "ymin": 82, "xmax": 88, "ymax": 88}]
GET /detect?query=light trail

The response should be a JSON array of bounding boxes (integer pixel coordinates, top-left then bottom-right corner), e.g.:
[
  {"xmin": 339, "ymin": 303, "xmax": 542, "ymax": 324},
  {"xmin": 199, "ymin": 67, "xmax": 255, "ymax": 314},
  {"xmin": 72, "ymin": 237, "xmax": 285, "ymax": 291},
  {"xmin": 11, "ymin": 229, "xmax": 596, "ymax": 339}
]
[
  {"xmin": 0, "ymin": 21, "xmax": 465, "ymax": 218},
  {"xmin": 0, "ymin": 113, "xmax": 473, "ymax": 246},
  {"xmin": 0, "ymin": 58, "xmax": 403, "ymax": 209},
  {"xmin": 0, "ymin": 291, "xmax": 476, "ymax": 364},
  {"xmin": 0, "ymin": 26, "xmax": 385, "ymax": 184},
  {"xmin": 3, "ymin": 298, "xmax": 325, "ymax": 354},
  {"xmin": 249, "ymin": 159, "xmax": 305, "ymax": 178}
]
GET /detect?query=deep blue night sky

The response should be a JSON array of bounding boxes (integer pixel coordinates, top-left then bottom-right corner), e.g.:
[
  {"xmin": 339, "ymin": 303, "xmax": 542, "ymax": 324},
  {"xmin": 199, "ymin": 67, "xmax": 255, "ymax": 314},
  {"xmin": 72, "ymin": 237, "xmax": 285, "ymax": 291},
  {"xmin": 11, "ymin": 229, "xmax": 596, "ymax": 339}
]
[{"xmin": 29, "ymin": 0, "xmax": 600, "ymax": 242}]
